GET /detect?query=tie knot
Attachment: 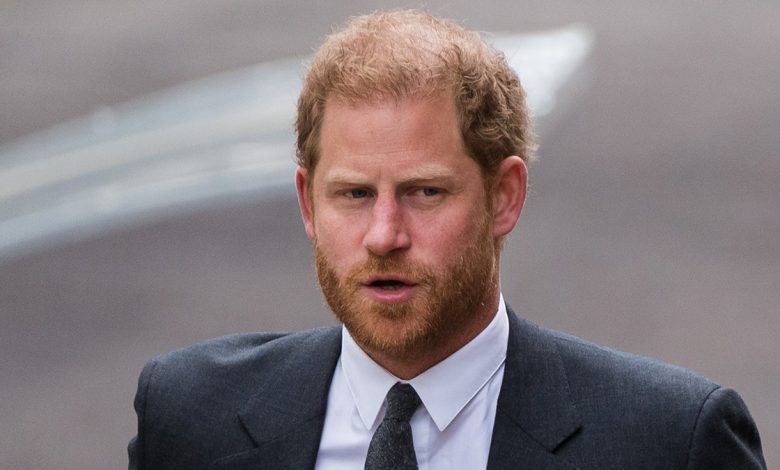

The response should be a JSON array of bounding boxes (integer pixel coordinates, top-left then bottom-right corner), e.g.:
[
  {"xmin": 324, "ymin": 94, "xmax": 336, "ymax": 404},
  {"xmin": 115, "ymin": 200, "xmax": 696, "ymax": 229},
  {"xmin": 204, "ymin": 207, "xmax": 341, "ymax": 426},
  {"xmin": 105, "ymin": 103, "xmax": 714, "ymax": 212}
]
[{"xmin": 384, "ymin": 383, "xmax": 421, "ymax": 422}]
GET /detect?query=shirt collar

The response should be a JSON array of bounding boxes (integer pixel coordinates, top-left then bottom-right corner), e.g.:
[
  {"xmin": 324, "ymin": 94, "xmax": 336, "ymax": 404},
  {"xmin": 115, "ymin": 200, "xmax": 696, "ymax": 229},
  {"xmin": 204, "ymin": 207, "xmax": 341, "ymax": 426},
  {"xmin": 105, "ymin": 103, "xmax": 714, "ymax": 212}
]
[{"xmin": 340, "ymin": 294, "xmax": 509, "ymax": 432}]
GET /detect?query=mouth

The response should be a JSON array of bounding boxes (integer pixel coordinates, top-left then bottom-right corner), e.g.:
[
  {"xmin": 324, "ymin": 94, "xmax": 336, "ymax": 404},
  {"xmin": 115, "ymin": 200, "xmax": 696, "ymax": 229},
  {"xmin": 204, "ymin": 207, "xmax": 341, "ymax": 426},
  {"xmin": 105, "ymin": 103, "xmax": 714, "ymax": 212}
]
[
  {"xmin": 360, "ymin": 275, "xmax": 418, "ymax": 303},
  {"xmin": 365, "ymin": 277, "xmax": 415, "ymax": 291}
]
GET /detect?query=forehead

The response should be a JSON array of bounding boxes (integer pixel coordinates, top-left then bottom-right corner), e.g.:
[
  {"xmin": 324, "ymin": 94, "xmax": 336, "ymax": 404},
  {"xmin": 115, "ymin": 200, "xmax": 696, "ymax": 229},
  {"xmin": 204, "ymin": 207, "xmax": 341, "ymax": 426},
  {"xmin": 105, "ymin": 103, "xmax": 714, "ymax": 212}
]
[{"xmin": 316, "ymin": 93, "xmax": 468, "ymax": 173}]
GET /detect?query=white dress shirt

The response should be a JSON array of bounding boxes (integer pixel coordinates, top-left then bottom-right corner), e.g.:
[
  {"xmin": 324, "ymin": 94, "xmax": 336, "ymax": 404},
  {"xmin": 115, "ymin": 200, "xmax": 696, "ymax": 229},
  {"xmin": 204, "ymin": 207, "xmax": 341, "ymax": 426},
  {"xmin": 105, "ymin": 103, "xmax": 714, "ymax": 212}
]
[{"xmin": 315, "ymin": 296, "xmax": 509, "ymax": 470}]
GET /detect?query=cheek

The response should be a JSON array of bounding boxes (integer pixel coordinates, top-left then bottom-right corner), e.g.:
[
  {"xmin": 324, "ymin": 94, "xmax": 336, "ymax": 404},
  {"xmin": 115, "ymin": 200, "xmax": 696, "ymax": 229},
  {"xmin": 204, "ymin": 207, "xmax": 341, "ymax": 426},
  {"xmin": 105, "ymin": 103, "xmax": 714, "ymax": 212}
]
[
  {"xmin": 437, "ymin": 207, "xmax": 491, "ymax": 253},
  {"xmin": 410, "ymin": 214, "xmax": 476, "ymax": 256},
  {"xmin": 314, "ymin": 214, "xmax": 364, "ymax": 260}
]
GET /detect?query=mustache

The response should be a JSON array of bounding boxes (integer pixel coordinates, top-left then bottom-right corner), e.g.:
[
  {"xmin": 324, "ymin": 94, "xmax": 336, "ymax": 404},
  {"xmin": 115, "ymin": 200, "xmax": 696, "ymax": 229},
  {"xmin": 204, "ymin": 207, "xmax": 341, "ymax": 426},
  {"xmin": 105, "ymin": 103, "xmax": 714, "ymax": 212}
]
[{"xmin": 345, "ymin": 254, "xmax": 436, "ymax": 285}]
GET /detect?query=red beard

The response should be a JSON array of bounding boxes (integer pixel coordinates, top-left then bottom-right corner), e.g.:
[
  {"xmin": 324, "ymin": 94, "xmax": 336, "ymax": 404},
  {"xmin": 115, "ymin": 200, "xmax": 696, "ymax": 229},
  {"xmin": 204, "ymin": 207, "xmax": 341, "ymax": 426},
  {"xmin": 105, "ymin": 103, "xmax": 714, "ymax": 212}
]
[{"xmin": 314, "ymin": 216, "xmax": 498, "ymax": 361}]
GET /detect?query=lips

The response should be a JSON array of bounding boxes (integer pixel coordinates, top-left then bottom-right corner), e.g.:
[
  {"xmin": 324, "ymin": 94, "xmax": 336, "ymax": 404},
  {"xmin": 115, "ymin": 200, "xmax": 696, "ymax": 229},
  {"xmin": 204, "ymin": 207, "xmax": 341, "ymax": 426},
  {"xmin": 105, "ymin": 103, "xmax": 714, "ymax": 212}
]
[
  {"xmin": 363, "ymin": 276, "xmax": 417, "ymax": 302},
  {"xmin": 365, "ymin": 276, "xmax": 415, "ymax": 290}
]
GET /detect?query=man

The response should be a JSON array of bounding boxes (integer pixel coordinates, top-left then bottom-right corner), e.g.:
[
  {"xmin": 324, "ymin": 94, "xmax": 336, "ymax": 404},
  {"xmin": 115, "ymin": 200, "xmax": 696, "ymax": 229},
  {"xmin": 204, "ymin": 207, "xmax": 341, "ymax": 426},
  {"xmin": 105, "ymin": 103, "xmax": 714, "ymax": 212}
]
[{"xmin": 128, "ymin": 10, "xmax": 765, "ymax": 469}]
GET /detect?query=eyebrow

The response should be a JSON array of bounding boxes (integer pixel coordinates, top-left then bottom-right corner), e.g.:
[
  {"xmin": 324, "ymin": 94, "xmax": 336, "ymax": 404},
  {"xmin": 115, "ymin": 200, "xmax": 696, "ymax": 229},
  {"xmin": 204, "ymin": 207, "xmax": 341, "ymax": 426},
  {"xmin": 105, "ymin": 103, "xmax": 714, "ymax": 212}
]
[
  {"xmin": 322, "ymin": 166, "xmax": 458, "ymax": 186},
  {"xmin": 321, "ymin": 168, "xmax": 368, "ymax": 185}
]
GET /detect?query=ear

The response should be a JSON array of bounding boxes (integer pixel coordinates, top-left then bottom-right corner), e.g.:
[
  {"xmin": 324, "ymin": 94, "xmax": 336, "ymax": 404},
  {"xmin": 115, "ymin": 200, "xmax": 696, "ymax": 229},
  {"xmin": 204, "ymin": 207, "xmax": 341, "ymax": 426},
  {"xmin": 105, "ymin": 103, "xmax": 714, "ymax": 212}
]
[
  {"xmin": 295, "ymin": 166, "xmax": 316, "ymax": 240},
  {"xmin": 492, "ymin": 156, "xmax": 528, "ymax": 238}
]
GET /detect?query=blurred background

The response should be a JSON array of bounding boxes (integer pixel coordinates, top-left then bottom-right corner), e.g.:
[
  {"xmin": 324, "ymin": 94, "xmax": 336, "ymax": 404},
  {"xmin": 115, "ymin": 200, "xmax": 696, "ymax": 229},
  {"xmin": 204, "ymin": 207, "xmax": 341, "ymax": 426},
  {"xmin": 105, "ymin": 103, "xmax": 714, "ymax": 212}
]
[{"xmin": 1, "ymin": 1, "xmax": 778, "ymax": 468}]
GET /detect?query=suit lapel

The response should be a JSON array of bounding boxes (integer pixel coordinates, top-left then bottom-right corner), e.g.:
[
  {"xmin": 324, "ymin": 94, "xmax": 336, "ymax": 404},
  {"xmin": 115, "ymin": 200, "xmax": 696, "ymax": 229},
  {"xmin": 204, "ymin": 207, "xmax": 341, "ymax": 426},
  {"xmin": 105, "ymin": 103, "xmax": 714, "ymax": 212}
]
[
  {"xmin": 487, "ymin": 309, "xmax": 582, "ymax": 470},
  {"xmin": 213, "ymin": 326, "xmax": 342, "ymax": 470},
  {"xmin": 211, "ymin": 310, "xmax": 582, "ymax": 469}
]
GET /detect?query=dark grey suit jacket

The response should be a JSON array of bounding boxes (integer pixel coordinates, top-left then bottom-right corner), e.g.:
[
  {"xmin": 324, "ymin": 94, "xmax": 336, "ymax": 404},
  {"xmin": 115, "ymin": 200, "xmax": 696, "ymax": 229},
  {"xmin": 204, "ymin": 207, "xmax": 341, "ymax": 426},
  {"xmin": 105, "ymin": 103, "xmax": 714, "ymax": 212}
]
[{"xmin": 128, "ymin": 309, "xmax": 765, "ymax": 469}]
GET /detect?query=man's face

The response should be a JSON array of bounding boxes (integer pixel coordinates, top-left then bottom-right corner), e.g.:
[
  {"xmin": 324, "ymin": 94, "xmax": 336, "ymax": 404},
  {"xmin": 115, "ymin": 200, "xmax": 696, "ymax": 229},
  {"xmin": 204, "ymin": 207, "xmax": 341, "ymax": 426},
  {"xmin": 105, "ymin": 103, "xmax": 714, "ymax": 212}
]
[{"xmin": 296, "ymin": 93, "xmax": 502, "ymax": 361}]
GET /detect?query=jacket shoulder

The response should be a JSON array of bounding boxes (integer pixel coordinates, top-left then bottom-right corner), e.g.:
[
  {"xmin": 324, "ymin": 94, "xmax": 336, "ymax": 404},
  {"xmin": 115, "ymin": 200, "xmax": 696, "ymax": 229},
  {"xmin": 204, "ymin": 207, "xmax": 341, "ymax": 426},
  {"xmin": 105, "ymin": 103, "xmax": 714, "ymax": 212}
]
[
  {"xmin": 130, "ymin": 326, "xmax": 341, "ymax": 469},
  {"xmin": 519, "ymin": 319, "xmax": 765, "ymax": 467},
  {"xmin": 147, "ymin": 326, "xmax": 339, "ymax": 385},
  {"xmin": 547, "ymin": 327, "xmax": 719, "ymax": 398}
]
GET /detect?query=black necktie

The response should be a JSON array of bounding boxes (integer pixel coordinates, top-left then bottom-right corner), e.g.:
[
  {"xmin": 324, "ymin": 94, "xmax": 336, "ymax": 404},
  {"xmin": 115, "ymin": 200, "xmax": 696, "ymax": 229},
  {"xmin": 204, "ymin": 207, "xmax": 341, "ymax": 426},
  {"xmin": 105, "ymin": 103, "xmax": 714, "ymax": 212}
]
[{"xmin": 364, "ymin": 382, "xmax": 422, "ymax": 470}]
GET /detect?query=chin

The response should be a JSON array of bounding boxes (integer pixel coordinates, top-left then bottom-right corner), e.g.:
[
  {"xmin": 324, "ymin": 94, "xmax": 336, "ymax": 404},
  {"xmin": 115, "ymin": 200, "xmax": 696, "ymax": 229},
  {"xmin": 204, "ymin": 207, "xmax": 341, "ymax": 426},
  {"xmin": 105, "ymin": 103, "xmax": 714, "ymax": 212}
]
[{"xmin": 341, "ymin": 306, "xmax": 436, "ymax": 358}]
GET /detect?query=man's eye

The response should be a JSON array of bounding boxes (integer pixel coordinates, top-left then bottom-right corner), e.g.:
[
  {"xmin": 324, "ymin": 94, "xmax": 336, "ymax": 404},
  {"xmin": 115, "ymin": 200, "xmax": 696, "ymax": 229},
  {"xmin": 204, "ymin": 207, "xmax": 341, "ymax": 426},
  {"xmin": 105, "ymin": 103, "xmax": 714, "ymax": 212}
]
[
  {"xmin": 421, "ymin": 187, "xmax": 440, "ymax": 196},
  {"xmin": 348, "ymin": 189, "xmax": 369, "ymax": 199}
]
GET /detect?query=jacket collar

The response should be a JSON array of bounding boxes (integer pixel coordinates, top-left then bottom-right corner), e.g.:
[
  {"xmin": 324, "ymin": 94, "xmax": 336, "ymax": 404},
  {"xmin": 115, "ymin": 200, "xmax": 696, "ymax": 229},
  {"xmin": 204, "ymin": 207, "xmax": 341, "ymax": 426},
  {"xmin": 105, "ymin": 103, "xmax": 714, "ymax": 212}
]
[
  {"xmin": 216, "ymin": 308, "xmax": 583, "ymax": 469},
  {"xmin": 215, "ymin": 326, "xmax": 342, "ymax": 469},
  {"xmin": 487, "ymin": 308, "xmax": 582, "ymax": 469}
]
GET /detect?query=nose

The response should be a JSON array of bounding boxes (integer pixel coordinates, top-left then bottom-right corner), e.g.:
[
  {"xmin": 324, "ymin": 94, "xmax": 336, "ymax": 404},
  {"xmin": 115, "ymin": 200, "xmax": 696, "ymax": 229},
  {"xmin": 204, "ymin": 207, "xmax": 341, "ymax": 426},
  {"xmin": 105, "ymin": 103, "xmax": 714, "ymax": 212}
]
[{"xmin": 363, "ymin": 195, "xmax": 411, "ymax": 256}]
